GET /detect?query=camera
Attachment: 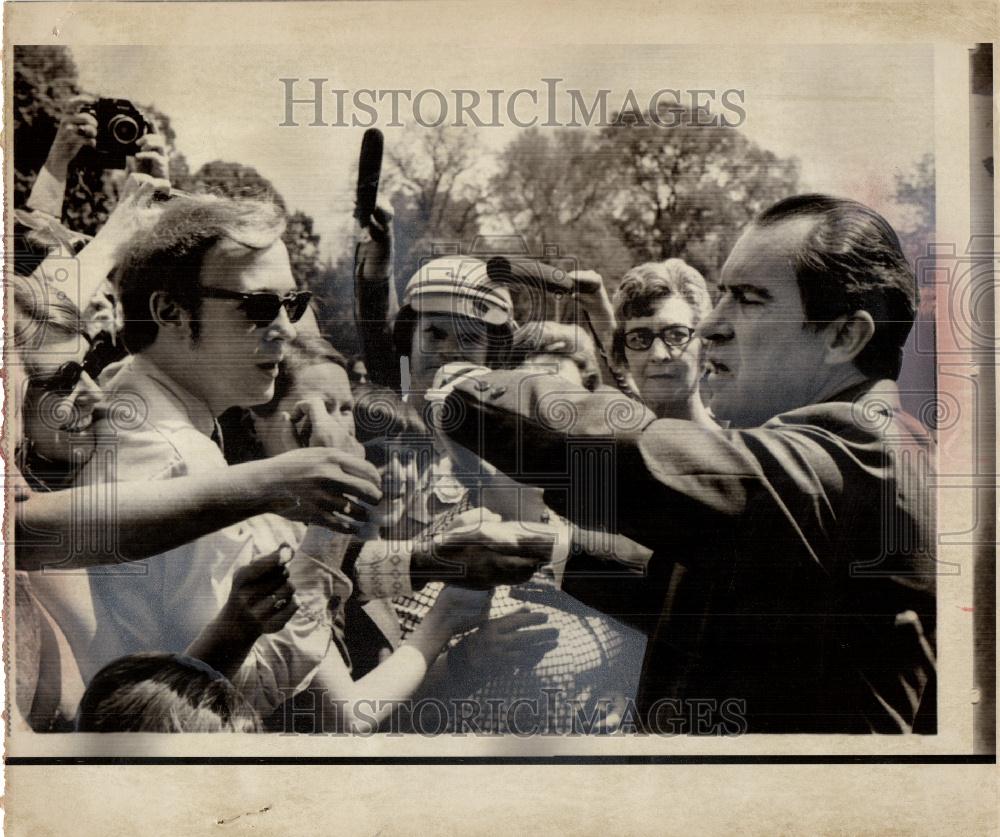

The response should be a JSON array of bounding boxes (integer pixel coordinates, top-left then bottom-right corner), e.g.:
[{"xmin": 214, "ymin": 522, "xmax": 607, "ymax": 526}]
[{"xmin": 79, "ymin": 98, "xmax": 150, "ymax": 169}]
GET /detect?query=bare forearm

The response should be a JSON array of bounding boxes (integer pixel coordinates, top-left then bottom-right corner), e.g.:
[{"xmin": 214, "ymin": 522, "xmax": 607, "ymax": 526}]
[
  {"xmin": 185, "ymin": 606, "xmax": 259, "ymax": 680},
  {"xmin": 313, "ymin": 610, "xmax": 455, "ymax": 733},
  {"xmin": 15, "ymin": 461, "xmax": 282, "ymax": 570}
]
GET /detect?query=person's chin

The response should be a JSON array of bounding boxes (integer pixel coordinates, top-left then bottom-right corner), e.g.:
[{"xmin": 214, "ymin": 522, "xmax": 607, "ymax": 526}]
[
  {"xmin": 233, "ymin": 386, "xmax": 276, "ymax": 412},
  {"xmin": 705, "ymin": 386, "xmax": 737, "ymax": 422},
  {"xmin": 641, "ymin": 376, "xmax": 683, "ymax": 400}
]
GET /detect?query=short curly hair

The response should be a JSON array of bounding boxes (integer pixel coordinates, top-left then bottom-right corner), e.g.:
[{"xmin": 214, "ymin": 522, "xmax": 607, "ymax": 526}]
[{"xmin": 611, "ymin": 258, "xmax": 711, "ymax": 366}]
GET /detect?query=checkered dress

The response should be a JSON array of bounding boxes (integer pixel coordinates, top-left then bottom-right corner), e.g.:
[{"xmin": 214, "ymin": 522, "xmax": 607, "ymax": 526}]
[{"xmin": 392, "ymin": 495, "xmax": 647, "ymax": 734}]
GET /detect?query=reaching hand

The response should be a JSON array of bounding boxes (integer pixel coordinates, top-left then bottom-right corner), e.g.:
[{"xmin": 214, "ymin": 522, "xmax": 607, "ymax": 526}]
[
  {"xmin": 412, "ymin": 508, "xmax": 555, "ymax": 589},
  {"xmin": 573, "ymin": 270, "xmax": 615, "ymax": 328},
  {"xmin": 132, "ymin": 128, "xmax": 170, "ymax": 180},
  {"xmin": 432, "ymin": 585, "xmax": 493, "ymax": 634},
  {"xmin": 448, "ymin": 609, "xmax": 559, "ymax": 674},
  {"xmin": 92, "ymin": 172, "xmax": 170, "ymax": 259},
  {"xmin": 290, "ymin": 398, "xmax": 360, "ymax": 453},
  {"xmin": 254, "ymin": 446, "xmax": 382, "ymax": 533},
  {"xmin": 187, "ymin": 547, "xmax": 299, "ymax": 677},
  {"xmin": 223, "ymin": 547, "xmax": 299, "ymax": 639},
  {"xmin": 355, "ymin": 205, "xmax": 393, "ymax": 282}
]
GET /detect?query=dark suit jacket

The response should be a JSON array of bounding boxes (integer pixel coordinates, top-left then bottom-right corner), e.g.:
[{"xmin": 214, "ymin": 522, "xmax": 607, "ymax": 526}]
[{"xmin": 448, "ymin": 377, "xmax": 937, "ymax": 733}]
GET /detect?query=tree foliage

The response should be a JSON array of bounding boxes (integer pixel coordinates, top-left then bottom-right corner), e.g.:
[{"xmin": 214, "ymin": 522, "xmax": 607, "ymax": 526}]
[
  {"xmin": 490, "ymin": 127, "xmax": 634, "ymax": 285},
  {"xmin": 384, "ymin": 128, "xmax": 489, "ymax": 286},
  {"xmin": 892, "ymin": 152, "xmax": 935, "ymax": 267},
  {"xmin": 600, "ymin": 104, "xmax": 800, "ymax": 282},
  {"xmin": 12, "ymin": 45, "xmax": 80, "ymax": 207}
]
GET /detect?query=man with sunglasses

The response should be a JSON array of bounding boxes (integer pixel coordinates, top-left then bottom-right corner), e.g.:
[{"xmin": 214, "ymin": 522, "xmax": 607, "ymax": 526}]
[
  {"xmin": 445, "ymin": 195, "xmax": 937, "ymax": 734},
  {"xmin": 69, "ymin": 195, "xmax": 387, "ymax": 714}
]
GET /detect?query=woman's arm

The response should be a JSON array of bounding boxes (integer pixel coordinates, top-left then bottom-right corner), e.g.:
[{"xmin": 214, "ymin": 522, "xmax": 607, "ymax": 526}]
[{"xmin": 310, "ymin": 587, "xmax": 491, "ymax": 733}]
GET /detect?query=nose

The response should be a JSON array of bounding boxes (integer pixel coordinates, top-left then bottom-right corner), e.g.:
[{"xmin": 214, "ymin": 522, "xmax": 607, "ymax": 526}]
[
  {"xmin": 337, "ymin": 413, "xmax": 357, "ymax": 438},
  {"xmin": 267, "ymin": 305, "xmax": 297, "ymax": 342},
  {"xmin": 697, "ymin": 301, "xmax": 734, "ymax": 344},
  {"xmin": 649, "ymin": 337, "xmax": 671, "ymax": 361}
]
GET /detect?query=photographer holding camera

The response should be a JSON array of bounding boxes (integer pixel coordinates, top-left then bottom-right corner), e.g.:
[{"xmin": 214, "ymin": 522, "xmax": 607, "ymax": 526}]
[
  {"xmin": 26, "ymin": 94, "xmax": 167, "ymax": 220},
  {"xmin": 21, "ymin": 95, "xmax": 170, "ymax": 352}
]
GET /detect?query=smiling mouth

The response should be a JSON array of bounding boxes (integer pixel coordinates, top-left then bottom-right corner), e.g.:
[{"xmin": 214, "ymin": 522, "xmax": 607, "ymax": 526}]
[{"xmin": 62, "ymin": 413, "xmax": 94, "ymax": 433}]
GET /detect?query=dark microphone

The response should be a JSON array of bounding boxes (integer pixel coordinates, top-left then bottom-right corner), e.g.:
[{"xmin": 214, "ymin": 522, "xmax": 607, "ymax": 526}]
[
  {"xmin": 354, "ymin": 128, "xmax": 384, "ymax": 226},
  {"xmin": 487, "ymin": 256, "xmax": 576, "ymax": 294}
]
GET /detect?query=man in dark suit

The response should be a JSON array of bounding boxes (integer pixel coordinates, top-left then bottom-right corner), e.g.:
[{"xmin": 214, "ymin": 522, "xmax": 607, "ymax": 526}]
[{"xmin": 445, "ymin": 195, "xmax": 937, "ymax": 733}]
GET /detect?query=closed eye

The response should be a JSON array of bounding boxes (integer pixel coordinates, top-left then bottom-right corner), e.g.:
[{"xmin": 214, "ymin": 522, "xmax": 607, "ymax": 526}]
[{"xmin": 719, "ymin": 284, "xmax": 769, "ymax": 306}]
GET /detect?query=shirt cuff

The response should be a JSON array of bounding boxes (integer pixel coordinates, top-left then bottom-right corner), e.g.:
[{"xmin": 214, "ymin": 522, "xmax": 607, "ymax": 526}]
[
  {"xmin": 296, "ymin": 525, "xmax": 350, "ymax": 572},
  {"xmin": 26, "ymin": 165, "xmax": 67, "ymax": 218},
  {"xmin": 353, "ymin": 538, "xmax": 416, "ymax": 600},
  {"xmin": 541, "ymin": 516, "xmax": 573, "ymax": 587}
]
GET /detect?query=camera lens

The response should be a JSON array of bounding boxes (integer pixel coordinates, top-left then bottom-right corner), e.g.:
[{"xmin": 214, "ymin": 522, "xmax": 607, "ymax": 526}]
[{"xmin": 108, "ymin": 114, "xmax": 140, "ymax": 145}]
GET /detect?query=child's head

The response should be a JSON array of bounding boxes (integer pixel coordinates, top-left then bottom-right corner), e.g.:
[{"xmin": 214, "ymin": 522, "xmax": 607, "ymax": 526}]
[
  {"xmin": 253, "ymin": 334, "xmax": 355, "ymax": 456},
  {"xmin": 354, "ymin": 385, "xmax": 432, "ymax": 522},
  {"xmin": 513, "ymin": 320, "xmax": 601, "ymax": 391},
  {"xmin": 76, "ymin": 653, "xmax": 261, "ymax": 733}
]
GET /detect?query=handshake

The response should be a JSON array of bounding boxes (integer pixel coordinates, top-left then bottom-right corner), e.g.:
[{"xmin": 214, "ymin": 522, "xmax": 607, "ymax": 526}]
[{"xmin": 252, "ymin": 441, "xmax": 557, "ymax": 591}]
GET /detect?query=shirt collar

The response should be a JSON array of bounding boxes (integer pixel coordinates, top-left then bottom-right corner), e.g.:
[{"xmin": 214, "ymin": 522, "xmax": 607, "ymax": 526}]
[{"xmin": 126, "ymin": 354, "xmax": 218, "ymax": 438}]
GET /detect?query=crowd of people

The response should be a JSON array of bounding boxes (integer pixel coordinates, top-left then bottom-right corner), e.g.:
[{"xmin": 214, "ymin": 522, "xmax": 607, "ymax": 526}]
[{"xmin": 9, "ymin": 96, "xmax": 937, "ymax": 735}]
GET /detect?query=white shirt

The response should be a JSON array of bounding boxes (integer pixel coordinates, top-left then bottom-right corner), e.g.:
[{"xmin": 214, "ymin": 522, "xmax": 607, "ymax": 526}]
[{"xmin": 73, "ymin": 354, "xmax": 345, "ymax": 715}]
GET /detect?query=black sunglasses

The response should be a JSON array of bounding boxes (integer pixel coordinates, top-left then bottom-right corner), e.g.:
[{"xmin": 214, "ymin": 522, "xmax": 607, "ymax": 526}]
[
  {"xmin": 200, "ymin": 286, "xmax": 312, "ymax": 329},
  {"xmin": 623, "ymin": 325, "xmax": 697, "ymax": 352},
  {"xmin": 29, "ymin": 334, "xmax": 107, "ymax": 396}
]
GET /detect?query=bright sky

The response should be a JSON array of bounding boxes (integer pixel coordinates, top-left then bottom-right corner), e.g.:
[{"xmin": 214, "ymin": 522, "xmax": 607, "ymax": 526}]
[{"xmin": 73, "ymin": 43, "xmax": 934, "ymax": 260}]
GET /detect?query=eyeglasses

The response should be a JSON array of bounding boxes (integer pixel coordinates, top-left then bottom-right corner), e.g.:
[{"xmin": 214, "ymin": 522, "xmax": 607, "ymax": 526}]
[
  {"xmin": 29, "ymin": 334, "xmax": 106, "ymax": 396},
  {"xmin": 201, "ymin": 287, "xmax": 313, "ymax": 329},
  {"xmin": 623, "ymin": 325, "xmax": 697, "ymax": 352}
]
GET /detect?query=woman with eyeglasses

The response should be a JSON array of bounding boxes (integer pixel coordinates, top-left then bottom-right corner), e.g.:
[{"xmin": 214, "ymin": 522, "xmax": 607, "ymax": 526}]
[{"xmin": 609, "ymin": 259, "xmax": 717, "ymax": 427}]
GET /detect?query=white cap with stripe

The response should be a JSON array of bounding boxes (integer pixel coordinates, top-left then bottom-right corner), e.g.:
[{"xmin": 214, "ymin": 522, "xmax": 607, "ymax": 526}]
[{"xmin": 401, "ymin": 257, "xmax": 514, "ymax": 327}]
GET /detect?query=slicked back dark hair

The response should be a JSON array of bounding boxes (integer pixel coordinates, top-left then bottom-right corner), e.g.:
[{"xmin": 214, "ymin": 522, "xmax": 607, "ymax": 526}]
[
  {"xmin": 118, "ymin": 195, "xmax": 286, "ymax": 353},
  {"xmin": 755, "ymin": 194, "xmax": 917, "ymax": 380}
]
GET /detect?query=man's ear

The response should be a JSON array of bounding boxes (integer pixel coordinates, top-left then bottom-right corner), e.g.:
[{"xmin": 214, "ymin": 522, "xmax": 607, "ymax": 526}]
[
  {"xmin": 824, "ymin": 310, "xmax": 875, "ymax": 366},
  {"xmin": 149, "ymin": 291, "xmax": 191, "ymax": 336}
]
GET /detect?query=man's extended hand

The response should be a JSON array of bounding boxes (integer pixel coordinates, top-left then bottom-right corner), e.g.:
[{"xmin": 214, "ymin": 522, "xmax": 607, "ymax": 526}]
[
  {"xmin": 411, "ymin": 507, "xmax": 554, "ymax": 589},
  {"xmin": 448, "ymin": 609, "xmax": 559, "ymax": 674},
  {"xmin": 252, "ymin": 446, "xmax": 382, "ymax": 533}
]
